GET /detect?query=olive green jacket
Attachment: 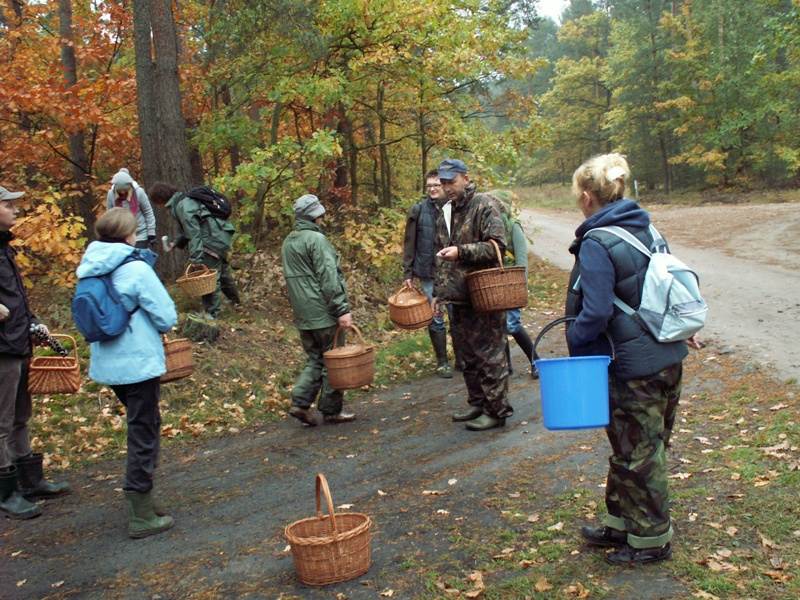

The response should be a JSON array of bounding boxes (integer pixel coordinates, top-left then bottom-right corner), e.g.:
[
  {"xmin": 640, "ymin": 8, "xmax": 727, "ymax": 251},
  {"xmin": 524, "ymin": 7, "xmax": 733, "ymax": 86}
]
[
  {"xmin": 281, "ymin": 219, "xmax": 350, "ymax": 330},
  {"xmin": 167, "ymin": 193, "xmax": 235, "ymax": 263}
]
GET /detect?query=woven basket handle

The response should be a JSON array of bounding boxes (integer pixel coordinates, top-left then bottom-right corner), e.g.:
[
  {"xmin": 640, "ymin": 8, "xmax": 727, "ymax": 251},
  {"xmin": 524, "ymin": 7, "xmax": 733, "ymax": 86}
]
[
  {"xmin": 315, "ymin": 473, "xmax": 339, "ymax": 538},
  {"xmin": 48, "ymin": 334, "xmax": 78, "ymax": 361},
  {"xmin": 393, "ymin": 285, "xmax": 423, "ymax": 302},
  {"xmin": 185, "ymin": 264, "xmax": 209, "ymax": 277},
  {"xmin": 489, "ymin": 239, "xmax": 504, "ymax": 270},
  {"xmin": 332, "ymin": 323, "xmax": 365, "ymax": 350}
]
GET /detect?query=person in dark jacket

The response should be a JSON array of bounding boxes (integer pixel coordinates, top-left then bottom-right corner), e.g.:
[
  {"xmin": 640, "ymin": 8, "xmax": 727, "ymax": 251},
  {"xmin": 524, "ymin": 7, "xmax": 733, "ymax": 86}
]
[
  {"xmin": 402, "ymin": 170, "xmax": 453, "ymax": 378},
  {"xmin": 434, "ymin": 159, "xmax": 511, "ymax": 431},
  {"xmin": 0, "ymin": 186, "xmax": 70, "ymax": 520},
  {"xmin": 150, "ymin": 182, "xmax": 241, "ymax": 319},
  {"xmin": 565, "ymin": 154, "xmax": 699, "ymax": 565},
  {"xmin": 281, "ymin": 194, "xmax": 355, "ymax": 427}
]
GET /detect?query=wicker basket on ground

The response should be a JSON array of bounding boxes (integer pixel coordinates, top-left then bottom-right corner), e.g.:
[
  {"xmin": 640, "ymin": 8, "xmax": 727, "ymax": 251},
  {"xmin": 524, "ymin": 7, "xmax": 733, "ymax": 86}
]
[
  {"xmin": 388, "ymin": 285, "xmax": 433, "ymax": 330},
  {"xmin": 176, "ymin": 264, "xmax": 217, "ymax": 297},
  {"xmin": 323, "ymin": 325, "xmax": 375, "ymax": 390},
  {"xmin": 160, "ymin": 335, "xmax": 194, "ymax": 383},
  {"xmin": 285, "ymin": 473, "xmax": 372, "ymax": 586},
  {"xmin": 465, "ymin": 239, "xmax": 528, "ymax": 312},
  {"xmin": 28, "ymin": 334, "xmax": 81, "ymax": 395}
]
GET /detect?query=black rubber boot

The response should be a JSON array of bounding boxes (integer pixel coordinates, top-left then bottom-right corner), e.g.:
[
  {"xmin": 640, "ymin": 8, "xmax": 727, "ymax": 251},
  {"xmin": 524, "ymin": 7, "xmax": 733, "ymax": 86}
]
[
  {"xmin": 16, "ymin": 452, "xmax": 71, "ymax": 499},
  {"xmin": 511, "ymin": 329, "xmax": 538, "ymax": 379},
  {"xmin": 429, "ymin": 330, "xmax": 453, "ymax": 378},
  {"xmin": 606, "ymin": 543, "xmax": 672, "ymax": 565},
  {"xmin": 0, "ymin": 466, "xmax": 41, "ymax": 520}
]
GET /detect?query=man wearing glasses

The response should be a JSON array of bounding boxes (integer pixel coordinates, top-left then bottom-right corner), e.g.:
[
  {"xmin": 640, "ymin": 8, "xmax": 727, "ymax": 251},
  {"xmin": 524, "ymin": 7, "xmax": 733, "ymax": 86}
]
[{"xmin": 402, "ymin": 170, "xmax": 454, "ymax": 378}]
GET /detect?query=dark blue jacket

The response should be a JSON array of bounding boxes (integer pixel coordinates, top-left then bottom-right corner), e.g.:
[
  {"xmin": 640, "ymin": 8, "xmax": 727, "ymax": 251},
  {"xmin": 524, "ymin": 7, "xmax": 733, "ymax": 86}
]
[
  {"xmin": 565, "ymin": 199, "xmax": 687, "ymax": 380},
  {"xmin": 402, "ymin": 196, "xmax": 439, "ymax": 280}
]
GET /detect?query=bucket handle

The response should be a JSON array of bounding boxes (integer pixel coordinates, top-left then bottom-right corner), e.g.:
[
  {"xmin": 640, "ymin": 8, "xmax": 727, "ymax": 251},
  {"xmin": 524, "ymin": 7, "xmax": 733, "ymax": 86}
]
[
  {"xmin": 332, "ymin": 323, "xmax": 366, "ymax": 350},
  {"xmin": 532, "ymin": 316, "xmax": 616, "ymax": 361},
  {"xmin": 315, "ymin": 473, "xmax": 340, "ymax": 539}
]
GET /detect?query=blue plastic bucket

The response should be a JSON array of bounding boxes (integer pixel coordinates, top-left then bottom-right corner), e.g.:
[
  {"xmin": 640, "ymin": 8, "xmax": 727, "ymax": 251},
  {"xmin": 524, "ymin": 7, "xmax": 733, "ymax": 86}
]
[
  {"xmin": 533, "ymin": 317, "xmax": 613, "ymax": 431},
  {"xmin": 534, "ymin": 355, "xmax": 611, "ymax": 430}
]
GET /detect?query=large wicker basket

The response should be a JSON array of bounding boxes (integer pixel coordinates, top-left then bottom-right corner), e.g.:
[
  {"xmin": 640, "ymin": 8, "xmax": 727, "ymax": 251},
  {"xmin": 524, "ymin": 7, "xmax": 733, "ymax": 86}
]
[
  {"xmin": 28, "ymin": 334, "xmax": 81, "ymax": 395},
  {"xmin": 388, "ymin": 285, "xmax": 433, "ymax": 330},
  {"xmin": 465, "ymin": 239, "xmax": 528, "ymax": 312},
  {"xmin": 323, "ymin": 325, "xmax": 375, "ymax": 390},
  {"xmin": 160, "ymin": 335, "xmax": 194, "ymax": 383},
  {"xmin": 285, "ymin": 473, "xmax": 372, "ymax": 586},
  {"xmin": 176, "ymin": 264, "xmax": 217, "ymax": 297}
]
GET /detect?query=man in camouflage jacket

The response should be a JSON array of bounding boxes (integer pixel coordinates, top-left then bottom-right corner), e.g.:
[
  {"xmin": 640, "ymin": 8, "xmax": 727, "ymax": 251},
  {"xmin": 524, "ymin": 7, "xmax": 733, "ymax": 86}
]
[{"xmin": 433, "ymin": 159, "xmax": 512, "ymax": 430}]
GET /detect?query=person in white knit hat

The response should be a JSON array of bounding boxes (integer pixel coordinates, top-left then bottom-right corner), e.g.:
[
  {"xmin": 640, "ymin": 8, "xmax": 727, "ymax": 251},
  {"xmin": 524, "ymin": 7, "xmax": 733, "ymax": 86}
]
[{"xmin": 106, "ymin": 168, "xmax": 157, "ymax": 249}]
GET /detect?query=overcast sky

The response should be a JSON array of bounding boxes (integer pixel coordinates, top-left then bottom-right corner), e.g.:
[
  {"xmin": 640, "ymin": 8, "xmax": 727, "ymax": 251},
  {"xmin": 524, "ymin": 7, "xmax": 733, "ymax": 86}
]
[{"xmin": 536, "ymin": 0, "xmax": 570, "ymax": 23}]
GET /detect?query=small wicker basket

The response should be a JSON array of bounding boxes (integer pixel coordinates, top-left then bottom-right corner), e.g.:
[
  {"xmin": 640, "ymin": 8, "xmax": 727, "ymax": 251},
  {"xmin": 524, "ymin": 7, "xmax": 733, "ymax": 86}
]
[
  {"xmin": 28, "ymin": 334, "xmax": 81, "ymax": 395},
  {"xmin": 285, "ymin": 473, "xmax": 372, "ymax": 586},
  {"xmin": 176, "ymin": 264, "xmax": 218, "ymax": 297},
  {"xmin": 388, "ymin": 285, "xmax": 433, "ymax": 330},
  {"xmin": 160, "ymin": 335, "xmax": 194, "ymax": 383},
  {"xmin": 465, "ymin": 239, "xmax": 528, "ymax": 312},
  {"xmin": 323, "ymin": 325, "xmax": 375, "ymax": 390}
]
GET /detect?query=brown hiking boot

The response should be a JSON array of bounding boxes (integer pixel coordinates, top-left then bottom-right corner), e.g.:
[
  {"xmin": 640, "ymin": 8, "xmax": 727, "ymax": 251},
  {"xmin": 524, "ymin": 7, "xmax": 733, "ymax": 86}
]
[{"xmin": 288, "ymin": 406, "xmax": 322, "ymax": 427}]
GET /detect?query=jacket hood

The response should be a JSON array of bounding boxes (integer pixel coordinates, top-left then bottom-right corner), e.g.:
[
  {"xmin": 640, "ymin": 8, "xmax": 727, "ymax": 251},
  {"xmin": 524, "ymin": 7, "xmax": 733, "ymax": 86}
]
[
  {"xmin": 111, "ymin": 169, "xmax": 134, "ymax": 187},
  {"xmin": 76, "ymin": 242, "xmax": 153, "ymax": 278},
  {"xmin": 575, "ymin": 199, "xmax": 650, "ymax": 239}
]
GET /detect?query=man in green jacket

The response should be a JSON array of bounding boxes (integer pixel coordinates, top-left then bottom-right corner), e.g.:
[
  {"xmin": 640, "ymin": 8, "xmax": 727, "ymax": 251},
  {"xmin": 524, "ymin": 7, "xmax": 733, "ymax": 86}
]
[
  {"xmin": 149, "ymin": 182, "xmax": 240, "ymax": 319},
  {"xmin": 281, "ymin": 194, "xmax": 355, "ymax": 426}
]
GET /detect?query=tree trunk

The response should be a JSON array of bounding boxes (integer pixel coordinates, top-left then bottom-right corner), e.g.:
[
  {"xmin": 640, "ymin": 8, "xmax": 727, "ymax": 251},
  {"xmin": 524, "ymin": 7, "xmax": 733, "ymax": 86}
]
[
  {"xmin": 133, "ymin": 0, "xmax": 195, "ymax": 279},
  {"xmin": 377, "ymin": 82, "xmax": 392, "ymax": 207},
  {"xmin": 418, "ymin": 104, "xmax": 428, "ymax": 193},
  {"xmin": 59, "ymin": 0, "xmax": 95, "ymax": 236},
  {"xmin": 252, "ymin": 102, "xmax": 282, "ymax": 248}
]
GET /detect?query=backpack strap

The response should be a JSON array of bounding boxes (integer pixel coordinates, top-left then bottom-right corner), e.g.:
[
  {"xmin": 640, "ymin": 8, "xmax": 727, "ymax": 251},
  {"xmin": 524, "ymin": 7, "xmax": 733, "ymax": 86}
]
[{"xmin": 585, "ymin": 226, "xmax": 652, "ymax": 258}]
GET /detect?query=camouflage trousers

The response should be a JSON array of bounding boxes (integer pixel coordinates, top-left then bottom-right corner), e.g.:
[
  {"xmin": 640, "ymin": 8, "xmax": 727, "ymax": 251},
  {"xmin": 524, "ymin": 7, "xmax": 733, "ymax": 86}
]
[
  {"xmin": 602, "ymin": 363, "xmax": 682, "ymax": 548},
  {"xmin": 290, "ymin": 325, "xmax": 344, "ymax": 416},
  {"xmin": 450, "ymin": 305, "xmax": 511, "ymax": 419}
]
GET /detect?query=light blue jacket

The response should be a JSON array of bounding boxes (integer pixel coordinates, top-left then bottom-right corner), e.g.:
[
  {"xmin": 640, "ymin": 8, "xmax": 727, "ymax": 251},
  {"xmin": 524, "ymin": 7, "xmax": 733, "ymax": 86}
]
[{"xmin": 76, "ymin": 242, "xmax": 177, "ymax": 385}]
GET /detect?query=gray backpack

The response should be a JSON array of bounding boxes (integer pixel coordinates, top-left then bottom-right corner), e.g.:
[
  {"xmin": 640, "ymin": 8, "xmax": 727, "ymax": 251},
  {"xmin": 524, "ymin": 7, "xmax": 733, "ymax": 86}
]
[{"xmin": 584, "ymin": 225, "xmax": 708, "ymax": 343}]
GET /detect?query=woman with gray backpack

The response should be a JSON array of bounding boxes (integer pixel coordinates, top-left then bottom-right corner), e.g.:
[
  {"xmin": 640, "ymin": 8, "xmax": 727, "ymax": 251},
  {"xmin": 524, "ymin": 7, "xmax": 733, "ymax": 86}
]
[
  {"xmin": 75, "ymin": 208, "xmax": 177, "ymax": 538},
  {"xmin": 563, "ymin": 153, "xmax": 702, "ymax": 566}
]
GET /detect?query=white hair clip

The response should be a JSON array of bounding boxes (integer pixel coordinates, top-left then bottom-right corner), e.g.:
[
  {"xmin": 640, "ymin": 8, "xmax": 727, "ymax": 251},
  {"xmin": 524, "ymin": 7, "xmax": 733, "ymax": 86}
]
[{"xmin": 607, "ymin": 166, "xmax": 626, "ymax": 181}]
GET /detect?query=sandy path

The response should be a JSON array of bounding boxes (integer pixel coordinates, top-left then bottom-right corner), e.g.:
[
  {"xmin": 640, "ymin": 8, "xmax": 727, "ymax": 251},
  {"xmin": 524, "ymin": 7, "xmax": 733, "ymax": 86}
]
[{"xmin": 520, "ymin": 205, "xmax": 800, "ymax": 381}]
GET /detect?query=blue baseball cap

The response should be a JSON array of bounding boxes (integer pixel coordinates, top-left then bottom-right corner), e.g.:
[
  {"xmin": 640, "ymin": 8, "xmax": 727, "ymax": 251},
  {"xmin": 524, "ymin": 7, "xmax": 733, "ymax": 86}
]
[{"xmin": 437, "ymin": 159, "xmax": 468, "ymax": 181}]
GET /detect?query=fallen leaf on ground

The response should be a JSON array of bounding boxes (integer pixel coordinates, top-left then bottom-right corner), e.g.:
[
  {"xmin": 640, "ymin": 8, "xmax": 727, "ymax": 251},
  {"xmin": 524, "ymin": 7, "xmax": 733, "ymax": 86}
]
[
  {"xmin": 527, "ymin": 513, "xmax": 540, "ymax": 523},
  {"xmin": 337, "ymin": 504, "xmax": 354, "ymax": 510},
  {"xmin": 380, "ymin": 589, "xmax": 394, "ymax": 597},
  {"xmin": 565, "ymin": 582, "xmax": 590, "ymax": 598},
  {"xmin": 693, "ymin": 592, "xmax": 720, "ymax": 599},
  {"xmin": 422, "ymin": 490, "xmax": 445, "ymax": 496},
  {"xmin": 669, "ymin": 472, "xmax": 692, "ymax": 479},
  {"xmin": 377, "ymin": 489, "xmax": 387, "ymax": 496},
  {"xmin": 464, "ymin": 571, "xmax": 485, "ymax": 598},
  {"xmin": 547, "ymin": 521, "xmax": 564, "ymax": 531},
  {"xmin": 758, "ymin": 531, "xmax": 780, "ymax": 549},
  {"xmin": 534, "ymin": 577, "xmax": 553, "ymax": 592},
  {"xmin": 448, "ymin": 478, "xmax": 458, "ymax": 485}
]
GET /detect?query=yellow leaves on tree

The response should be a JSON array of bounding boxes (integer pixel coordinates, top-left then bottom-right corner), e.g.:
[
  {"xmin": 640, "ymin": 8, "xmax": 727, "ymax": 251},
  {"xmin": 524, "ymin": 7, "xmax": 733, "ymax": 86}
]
[{"xmin": 12, "ymin": 191, "xmax": 86, "ymax": 288}]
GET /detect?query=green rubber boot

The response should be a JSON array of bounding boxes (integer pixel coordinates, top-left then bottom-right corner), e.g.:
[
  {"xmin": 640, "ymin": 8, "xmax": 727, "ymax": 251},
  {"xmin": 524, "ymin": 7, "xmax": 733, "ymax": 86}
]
[{"xmin": 125, "ymin": 490, "xmax": 174, "ymax": 539}]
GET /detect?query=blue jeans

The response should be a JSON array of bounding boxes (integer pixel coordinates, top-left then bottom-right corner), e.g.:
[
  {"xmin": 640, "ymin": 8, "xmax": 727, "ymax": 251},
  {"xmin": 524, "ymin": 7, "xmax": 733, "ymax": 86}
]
[
  {"xmin": 419, "ymin": 279, "xmax": 446, "ymax": 333},
  {"xmin": 506, "ymin": 308, "xmax": 522, "ymax": 334}
]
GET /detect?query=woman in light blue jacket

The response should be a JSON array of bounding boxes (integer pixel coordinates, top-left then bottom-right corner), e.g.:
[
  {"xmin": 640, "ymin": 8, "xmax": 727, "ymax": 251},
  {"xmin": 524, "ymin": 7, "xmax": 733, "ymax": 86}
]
[{"xmin": 76, "ymin": 208, "xmax": 177, "ymax": 539}]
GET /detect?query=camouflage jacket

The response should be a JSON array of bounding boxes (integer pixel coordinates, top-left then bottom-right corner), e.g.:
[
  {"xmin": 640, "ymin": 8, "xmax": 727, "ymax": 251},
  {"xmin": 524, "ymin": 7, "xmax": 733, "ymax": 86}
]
[{"xmin": 433, "ymin": 183, "xmax": 507, "ymax": 304}]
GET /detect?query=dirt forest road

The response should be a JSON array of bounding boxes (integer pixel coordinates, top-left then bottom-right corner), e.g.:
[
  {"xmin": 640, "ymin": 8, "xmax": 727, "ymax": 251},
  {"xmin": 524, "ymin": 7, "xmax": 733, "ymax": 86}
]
[
  {"xmin": 520, "ymin": 203, "xmax": 800, "ymax": 382},
  {"xmin": 0, "ymin": 349, "xmax": 692, "ymax": 600}
]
